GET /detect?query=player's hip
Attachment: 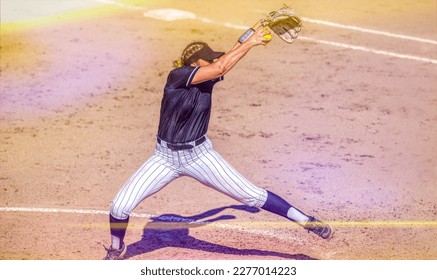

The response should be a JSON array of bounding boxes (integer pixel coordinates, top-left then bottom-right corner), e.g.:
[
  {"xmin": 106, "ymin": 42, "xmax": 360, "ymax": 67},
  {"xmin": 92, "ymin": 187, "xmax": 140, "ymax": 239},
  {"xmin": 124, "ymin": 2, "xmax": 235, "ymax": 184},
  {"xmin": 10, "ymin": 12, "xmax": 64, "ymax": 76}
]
[{"xmin": 154, "ymin": 135, "xmax": 213, "ymax": 166}]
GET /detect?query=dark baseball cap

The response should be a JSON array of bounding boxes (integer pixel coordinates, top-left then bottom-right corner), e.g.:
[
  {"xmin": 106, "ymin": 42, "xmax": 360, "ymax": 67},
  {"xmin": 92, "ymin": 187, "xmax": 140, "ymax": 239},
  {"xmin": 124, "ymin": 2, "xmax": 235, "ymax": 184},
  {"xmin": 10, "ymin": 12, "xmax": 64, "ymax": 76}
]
[{"xmin": 183, "ymin": 42, "xmax": 225, "ymax": 65}]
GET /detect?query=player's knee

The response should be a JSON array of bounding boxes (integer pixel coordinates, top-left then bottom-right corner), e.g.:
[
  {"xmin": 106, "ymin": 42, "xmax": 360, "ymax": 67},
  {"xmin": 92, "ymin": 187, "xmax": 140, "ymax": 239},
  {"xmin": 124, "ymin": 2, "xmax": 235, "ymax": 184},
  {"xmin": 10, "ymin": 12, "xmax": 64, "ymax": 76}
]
[
  {"xmin": 110, "ymin": 201, "xmax": 130, "ymax": 220},
  {"xmin": 245, "ymin": 199, "xmax": 264, "ymax": 208},
  {"xmin": 244, "ymin": 199, "xmax": 258, "ymax": 207},
  {"xmin": 241, "ymin": 194, "xmax": 267, "ymax": 208}
]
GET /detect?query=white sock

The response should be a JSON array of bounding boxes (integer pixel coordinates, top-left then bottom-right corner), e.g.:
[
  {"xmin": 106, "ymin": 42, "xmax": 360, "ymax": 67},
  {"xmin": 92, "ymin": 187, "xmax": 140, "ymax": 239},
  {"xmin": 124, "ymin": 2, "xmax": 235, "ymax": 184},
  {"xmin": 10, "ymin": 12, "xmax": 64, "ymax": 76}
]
[
  {"xmin": 111, "ymin": 235, "xmax": 121, "ymax": 250},
  {"xmin": 287, "ymin": 207, "xmax": 310, "ymax": 226}
]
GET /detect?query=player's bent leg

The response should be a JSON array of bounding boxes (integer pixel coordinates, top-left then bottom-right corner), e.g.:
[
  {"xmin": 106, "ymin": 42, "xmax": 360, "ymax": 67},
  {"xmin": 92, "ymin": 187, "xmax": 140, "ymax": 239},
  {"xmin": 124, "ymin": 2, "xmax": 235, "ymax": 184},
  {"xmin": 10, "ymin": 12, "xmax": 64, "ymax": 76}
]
[
  {"xmin": 110, "ymin": 154, "xmax": 179, "ymax": 219},
  {"xmin": 105, "ymin": 154, "xmax": 179, "ymax": 259}
]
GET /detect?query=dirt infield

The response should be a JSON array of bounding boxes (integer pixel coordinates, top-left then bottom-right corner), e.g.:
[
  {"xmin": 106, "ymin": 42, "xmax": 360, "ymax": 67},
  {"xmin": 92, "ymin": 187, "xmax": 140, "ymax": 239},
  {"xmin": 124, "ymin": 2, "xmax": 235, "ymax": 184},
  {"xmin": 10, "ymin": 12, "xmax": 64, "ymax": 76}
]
[{"xmin": 1, "ymin": 0, "xmax": 436, "ymax": 260}]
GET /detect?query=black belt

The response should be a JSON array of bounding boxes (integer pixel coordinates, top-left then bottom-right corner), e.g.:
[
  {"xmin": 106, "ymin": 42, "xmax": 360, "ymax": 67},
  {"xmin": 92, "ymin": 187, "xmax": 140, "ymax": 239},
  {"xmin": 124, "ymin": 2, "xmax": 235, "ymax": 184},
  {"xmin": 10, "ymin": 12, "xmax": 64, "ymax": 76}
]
[{"xmin": 157, "ymin": 136, "xmax": 206, "ymax": 151}]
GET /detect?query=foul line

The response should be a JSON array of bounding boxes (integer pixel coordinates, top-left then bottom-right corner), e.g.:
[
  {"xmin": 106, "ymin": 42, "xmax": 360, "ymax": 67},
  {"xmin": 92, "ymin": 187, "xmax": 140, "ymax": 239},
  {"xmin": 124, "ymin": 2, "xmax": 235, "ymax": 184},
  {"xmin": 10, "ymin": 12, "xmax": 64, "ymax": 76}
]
[
  {"xmin": 1, "ymin": 207, "xmax": 436, "ymax": 228},
  {"xmin": 0, "ymin": 207, "xmax": 303, "ymax": 244},
  {"xmin": 302, "ymin": 17, "xmax": 437, "ymax": 46},
  {"xmin": 299, "ymin": 36, "xmax": 437, "ymax": 64}
]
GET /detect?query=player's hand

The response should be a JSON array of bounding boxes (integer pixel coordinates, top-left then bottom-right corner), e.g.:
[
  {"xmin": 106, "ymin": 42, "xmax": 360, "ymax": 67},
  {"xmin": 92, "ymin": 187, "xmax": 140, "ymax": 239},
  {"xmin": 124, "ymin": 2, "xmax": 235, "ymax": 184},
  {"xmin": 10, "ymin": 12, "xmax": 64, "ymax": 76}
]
[{"xmin": 248, "ymin": 26, "xmax": 272, "ymax": 47}]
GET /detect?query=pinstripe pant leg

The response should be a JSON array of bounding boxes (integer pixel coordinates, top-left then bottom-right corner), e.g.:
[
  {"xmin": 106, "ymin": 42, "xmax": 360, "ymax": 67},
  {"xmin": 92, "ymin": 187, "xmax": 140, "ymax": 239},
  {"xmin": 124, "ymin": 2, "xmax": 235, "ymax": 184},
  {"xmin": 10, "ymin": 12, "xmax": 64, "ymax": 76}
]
[
  {"xmin": 183, "ymin": 141, "xmax": 268, "ymax": 207},
  {"xmin": 110, "ymin": 153, "xmax": 179, "ymax": 219}
]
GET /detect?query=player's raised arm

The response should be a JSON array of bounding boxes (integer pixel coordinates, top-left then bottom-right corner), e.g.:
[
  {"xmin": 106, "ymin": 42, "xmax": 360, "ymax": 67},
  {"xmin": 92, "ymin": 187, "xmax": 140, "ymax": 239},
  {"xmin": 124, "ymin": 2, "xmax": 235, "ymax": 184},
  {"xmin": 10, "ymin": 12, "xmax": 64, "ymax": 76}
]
[{"xmin": 190, "ymin": 26, "xmax": 271, "ymax": 84}]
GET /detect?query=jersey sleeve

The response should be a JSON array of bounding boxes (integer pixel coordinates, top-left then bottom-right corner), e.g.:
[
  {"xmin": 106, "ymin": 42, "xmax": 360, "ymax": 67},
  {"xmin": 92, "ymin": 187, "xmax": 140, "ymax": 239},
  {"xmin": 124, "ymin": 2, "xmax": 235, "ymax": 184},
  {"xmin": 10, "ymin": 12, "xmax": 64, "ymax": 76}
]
[{"xmin": 165, "ymin": 66, "xmax": 200, "ymax": 89}]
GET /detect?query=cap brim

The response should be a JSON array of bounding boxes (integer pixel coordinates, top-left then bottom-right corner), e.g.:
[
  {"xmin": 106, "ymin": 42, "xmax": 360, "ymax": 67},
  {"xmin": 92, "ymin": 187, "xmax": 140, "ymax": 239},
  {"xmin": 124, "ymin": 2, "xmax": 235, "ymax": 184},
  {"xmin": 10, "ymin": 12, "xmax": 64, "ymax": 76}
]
[
  {"xmin": 205, "ymin": 51, "xmax": 225, "ymax": 61},
  {"xmin": 185, "ymin": 46, "xmax": 225, "ymax": 65}
]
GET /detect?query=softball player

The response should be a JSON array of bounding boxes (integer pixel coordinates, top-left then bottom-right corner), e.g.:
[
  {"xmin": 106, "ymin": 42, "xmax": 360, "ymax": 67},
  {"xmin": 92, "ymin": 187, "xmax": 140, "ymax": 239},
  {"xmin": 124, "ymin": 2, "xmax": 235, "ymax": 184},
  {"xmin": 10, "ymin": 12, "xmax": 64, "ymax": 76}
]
[{"xmin": 104, "ymin": 26, "xmax": 332, "ymax": 260}]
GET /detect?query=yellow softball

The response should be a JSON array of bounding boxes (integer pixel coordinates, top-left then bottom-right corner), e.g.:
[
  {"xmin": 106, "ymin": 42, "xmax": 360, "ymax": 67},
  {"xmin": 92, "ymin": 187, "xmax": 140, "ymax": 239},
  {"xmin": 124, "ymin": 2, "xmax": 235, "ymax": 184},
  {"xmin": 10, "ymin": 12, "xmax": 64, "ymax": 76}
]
[{"xmin": 263, "ymin": 29, "xmax": 272, "ymax": 40}]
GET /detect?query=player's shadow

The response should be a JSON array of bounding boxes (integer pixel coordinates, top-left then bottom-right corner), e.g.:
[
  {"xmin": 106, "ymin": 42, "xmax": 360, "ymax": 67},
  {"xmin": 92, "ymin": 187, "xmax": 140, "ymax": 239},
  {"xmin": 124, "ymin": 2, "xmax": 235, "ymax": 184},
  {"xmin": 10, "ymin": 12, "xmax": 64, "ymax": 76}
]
[{"xmin": 124, "ymin": 205, "xmax": 316, "ymax": 260}]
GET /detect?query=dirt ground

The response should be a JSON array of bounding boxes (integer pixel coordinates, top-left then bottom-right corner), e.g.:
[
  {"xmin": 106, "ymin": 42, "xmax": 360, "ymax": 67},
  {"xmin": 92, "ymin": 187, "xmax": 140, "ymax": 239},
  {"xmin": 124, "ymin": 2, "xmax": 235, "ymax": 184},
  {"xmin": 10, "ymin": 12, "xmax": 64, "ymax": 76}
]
[{"xmin": 1, "ymin": 0, "xmax": 436, "ymax": 260}]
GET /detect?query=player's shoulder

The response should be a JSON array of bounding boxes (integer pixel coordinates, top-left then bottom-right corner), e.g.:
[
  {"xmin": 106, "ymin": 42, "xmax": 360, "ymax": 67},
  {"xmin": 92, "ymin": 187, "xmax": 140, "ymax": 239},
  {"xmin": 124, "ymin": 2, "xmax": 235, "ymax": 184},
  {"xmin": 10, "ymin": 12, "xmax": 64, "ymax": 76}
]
[
  {"xmin": 168, "ymin": 65, "xmax": 198, "ymax": 77},
  {"xmin": 166, "ymin": 66, "xmax": 200, "ymax": 89}
]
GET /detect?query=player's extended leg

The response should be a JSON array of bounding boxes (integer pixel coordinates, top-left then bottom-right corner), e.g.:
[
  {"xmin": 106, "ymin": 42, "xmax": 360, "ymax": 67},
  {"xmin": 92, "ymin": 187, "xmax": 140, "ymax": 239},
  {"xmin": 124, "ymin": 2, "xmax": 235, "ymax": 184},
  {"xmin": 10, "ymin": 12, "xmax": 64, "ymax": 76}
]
[
  {"xmin": 183, "ymin": 140, "xmax": 332, "ymax": 239},
  {"xmin": 105, "ymin": 154, "xmax": 179, "ymax": 260},
  {"xmin": 261, "ymin": 191, "xmax": 333, "ymax": 239}
]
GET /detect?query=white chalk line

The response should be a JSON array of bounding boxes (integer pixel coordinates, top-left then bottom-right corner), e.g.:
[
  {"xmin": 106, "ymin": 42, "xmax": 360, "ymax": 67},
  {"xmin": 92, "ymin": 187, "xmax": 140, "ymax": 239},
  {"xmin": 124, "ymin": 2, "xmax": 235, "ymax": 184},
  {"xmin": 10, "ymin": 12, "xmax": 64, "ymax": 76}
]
[
  {"xmin": 0, "ymin": 207, "xmax": 303, "ymax": 244},
  {"xmin": 301, "ymin": 17, "xmax": 437, "ymax": 46},
  {"xmin": 88, "ymin": 0, "xmax": 437, "ymax": 64},
  {"xmin": 299, "ymin": 36, "xmax": 437, "ymax": 64}
]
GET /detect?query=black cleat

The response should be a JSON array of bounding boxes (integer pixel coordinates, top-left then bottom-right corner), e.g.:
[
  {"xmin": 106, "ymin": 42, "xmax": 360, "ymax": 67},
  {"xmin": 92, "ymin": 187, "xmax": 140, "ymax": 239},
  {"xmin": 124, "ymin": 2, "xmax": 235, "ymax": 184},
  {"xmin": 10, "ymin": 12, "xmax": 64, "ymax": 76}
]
[
  {"xmin": 103, "ymin": 242, "xmax": 126, "ymax": 260},
  {"xmin": 304, "ymin": 216, "xmax": 333, "ymax": 239}
]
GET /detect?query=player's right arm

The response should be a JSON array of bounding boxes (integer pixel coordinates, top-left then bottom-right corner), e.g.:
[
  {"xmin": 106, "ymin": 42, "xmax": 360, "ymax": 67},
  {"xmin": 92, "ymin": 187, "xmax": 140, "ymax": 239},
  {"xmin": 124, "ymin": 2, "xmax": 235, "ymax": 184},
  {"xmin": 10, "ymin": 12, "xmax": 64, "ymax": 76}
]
[
  {"xmin": 191, "ymin": 26, "xmax": 270, "ymax": 85},
  {"xmin": 228, "ymin": 20, "xmax": 265, "ymax": 51}
]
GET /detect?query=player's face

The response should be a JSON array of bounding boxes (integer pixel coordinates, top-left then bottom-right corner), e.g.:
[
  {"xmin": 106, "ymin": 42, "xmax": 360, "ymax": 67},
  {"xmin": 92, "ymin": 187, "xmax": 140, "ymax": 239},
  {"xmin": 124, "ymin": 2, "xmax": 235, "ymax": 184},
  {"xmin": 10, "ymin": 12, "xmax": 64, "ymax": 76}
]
[{"xmin": 192, "ymin": 59, "xmax": 211, "ymax": 66}]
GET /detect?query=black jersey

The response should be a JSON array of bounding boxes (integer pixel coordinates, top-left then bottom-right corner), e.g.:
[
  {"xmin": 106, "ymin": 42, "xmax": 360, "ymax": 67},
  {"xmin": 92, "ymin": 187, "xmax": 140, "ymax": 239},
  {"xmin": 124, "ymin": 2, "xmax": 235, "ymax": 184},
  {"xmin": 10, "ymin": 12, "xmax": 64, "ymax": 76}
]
[{"xmin": 157, "ymin": 66, "xmax": 223, "ymax": 143}]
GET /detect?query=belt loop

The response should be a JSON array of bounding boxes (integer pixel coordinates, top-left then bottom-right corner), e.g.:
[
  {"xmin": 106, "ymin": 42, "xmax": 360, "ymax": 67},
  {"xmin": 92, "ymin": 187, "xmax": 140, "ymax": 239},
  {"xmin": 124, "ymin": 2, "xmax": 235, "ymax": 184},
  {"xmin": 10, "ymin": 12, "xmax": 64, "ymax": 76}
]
[{"xmin": 157, "ymin": 137, "xmax": 167, "ymax": 148}]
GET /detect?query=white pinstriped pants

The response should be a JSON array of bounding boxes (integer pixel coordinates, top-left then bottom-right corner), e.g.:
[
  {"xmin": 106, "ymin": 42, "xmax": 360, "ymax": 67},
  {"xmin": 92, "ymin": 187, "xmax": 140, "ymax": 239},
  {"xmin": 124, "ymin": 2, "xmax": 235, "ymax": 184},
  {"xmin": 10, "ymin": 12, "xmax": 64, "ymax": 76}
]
[{"xmin": 110, "ymin": 137, "xmax": 268, "ymax": 220}]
